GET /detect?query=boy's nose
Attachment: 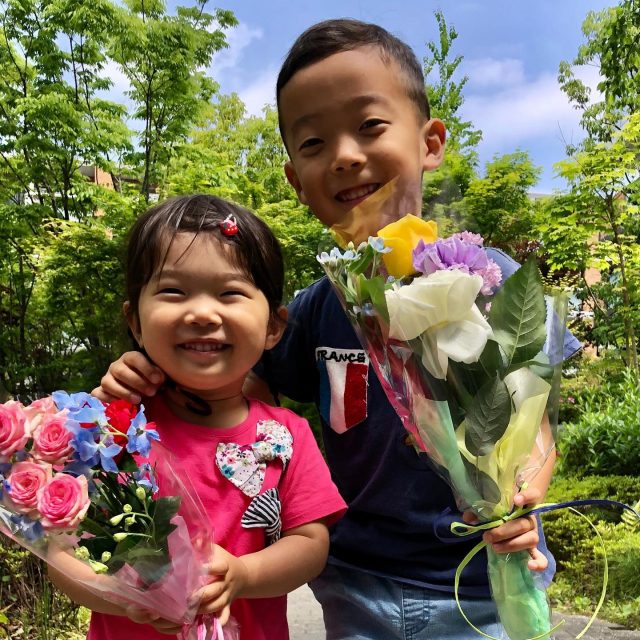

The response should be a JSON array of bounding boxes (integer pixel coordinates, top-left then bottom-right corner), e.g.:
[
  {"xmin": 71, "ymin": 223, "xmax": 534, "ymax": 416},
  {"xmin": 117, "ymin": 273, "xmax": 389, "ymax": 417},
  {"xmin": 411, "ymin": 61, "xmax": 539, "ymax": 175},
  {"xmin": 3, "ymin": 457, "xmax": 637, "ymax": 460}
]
[{"xmin": 330, "ymin": 138, "xmax": 365, "ymax": 173}]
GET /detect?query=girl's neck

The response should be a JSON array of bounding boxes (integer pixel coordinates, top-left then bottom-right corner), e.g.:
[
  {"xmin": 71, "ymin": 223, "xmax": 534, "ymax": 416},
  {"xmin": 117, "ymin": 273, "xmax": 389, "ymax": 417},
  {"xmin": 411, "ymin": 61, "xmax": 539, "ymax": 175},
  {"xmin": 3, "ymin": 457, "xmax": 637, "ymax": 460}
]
[{"xmin": 162, "ymin": 386, "xmax": 249, "ymax": 428}]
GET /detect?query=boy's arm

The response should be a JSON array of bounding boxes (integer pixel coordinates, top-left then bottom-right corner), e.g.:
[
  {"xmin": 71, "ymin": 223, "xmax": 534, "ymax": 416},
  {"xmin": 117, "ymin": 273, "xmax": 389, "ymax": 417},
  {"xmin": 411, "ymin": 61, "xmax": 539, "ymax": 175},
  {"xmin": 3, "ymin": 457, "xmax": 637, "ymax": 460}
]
[
  {"xmin": 92, "ymin": 351, "xmax": 165, "ymax": 404},
  {"xmin": 475, "ymin": 413, "xmax": 557, "ymax": 571}
]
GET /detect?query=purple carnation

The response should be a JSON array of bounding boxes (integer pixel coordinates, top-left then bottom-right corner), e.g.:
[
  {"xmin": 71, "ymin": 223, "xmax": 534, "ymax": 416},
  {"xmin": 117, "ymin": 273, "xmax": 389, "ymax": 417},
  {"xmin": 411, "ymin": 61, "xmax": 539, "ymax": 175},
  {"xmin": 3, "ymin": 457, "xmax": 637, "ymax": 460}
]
[{"xmin": 412, "ymin": 236, "xmax": 502, "ymax": 295}]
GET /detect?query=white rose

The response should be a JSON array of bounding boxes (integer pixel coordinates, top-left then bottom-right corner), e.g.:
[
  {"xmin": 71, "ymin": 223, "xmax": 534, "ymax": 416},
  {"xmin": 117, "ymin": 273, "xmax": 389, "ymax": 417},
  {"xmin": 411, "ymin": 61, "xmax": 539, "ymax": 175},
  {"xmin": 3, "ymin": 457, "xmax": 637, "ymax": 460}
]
[{"xmin": 386, "ymin": 270, "xmax": 493, "ymax": 379}]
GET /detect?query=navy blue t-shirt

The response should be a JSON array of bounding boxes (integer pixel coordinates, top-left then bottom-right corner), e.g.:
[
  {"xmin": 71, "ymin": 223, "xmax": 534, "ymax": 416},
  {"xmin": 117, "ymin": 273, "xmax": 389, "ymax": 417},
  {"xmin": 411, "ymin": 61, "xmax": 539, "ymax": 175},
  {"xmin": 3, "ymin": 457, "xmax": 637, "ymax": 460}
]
[{"xmin": 258, "ymin": 248, "xmax": 581, "ymax": 595}]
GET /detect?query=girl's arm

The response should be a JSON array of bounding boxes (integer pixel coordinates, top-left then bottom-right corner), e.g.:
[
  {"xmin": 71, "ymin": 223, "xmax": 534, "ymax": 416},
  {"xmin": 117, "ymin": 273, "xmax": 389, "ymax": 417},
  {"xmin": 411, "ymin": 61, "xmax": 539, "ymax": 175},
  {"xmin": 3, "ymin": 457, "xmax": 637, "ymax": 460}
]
[
  {"xmin": 47, "ymin": 547, "xmax": 183, "ymax": 634},
  {"xmin": 192, "ymin": 520, "xmax": 329, "ymax": 623}
]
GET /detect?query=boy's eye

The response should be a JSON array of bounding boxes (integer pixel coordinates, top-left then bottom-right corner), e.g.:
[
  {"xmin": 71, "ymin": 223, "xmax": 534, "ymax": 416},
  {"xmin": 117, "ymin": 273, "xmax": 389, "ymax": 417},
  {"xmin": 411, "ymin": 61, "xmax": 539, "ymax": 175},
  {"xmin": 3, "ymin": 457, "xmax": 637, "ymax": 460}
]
[
  {"xmin": 299, "ymin": 137, "xmax": 323, "ymax": 151},
  {"xmin": 360, "ymin": 118, "xmax": 386, "ymax": 131}
]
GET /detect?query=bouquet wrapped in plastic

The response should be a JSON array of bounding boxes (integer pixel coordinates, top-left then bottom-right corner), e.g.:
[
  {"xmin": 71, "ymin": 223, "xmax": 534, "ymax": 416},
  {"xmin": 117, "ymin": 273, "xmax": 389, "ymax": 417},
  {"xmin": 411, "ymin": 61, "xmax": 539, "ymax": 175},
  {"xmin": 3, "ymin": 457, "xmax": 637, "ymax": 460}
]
[
  {"xmin": 0, "ymin": 391, "xmax": 237, "ymax": 640},
  {"xmin": 317, "ymin": 186, "xmax": 570, "ymax": 640}
]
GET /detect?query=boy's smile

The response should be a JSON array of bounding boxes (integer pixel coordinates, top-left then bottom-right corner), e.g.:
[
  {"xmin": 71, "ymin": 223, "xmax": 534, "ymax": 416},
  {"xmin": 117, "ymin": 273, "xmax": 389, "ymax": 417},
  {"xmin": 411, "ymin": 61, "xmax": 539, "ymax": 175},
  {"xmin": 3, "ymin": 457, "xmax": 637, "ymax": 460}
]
[{"xmin": 280, "ymin": 46, "xmax": 445, "ymax": 229}]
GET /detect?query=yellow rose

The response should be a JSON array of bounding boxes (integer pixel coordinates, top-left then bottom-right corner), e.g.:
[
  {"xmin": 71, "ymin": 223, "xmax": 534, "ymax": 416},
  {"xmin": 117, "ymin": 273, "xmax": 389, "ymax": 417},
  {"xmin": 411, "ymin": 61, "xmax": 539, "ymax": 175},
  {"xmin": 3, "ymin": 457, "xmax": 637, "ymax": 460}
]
[{"xmin": 377, "ymin": 214, "xmax": 438, "ymax": 278}]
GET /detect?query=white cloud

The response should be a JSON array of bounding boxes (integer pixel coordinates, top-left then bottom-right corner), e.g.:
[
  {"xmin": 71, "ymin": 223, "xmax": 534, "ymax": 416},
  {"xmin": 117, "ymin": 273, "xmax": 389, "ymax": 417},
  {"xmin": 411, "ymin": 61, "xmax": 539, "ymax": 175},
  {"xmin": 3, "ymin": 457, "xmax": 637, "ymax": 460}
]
[
  {"xmin": 238, "ymin": 68, "xmax": 278, "ymax": 117},
  {"xmin": 465, "ymin": 57, "xmax": 525, "ymax": 88},
  {"xmin": 461, "ymin": 64, "xmax": 602, "ymax": 152},
  {"xmin": 100, "ymin": 59, "xmax": 131, "ymax": 101},
  {"xmin": 210, "ymin": 23, "xmax": 263, "ymax": 75}
]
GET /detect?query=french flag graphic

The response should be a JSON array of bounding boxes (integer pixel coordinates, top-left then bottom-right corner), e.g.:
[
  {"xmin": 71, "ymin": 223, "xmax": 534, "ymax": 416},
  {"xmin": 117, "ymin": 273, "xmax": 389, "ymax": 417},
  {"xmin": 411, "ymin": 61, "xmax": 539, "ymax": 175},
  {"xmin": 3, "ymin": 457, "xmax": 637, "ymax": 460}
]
[{"xmin": 316, "ymin": 347, "xmax": 369, "ymax": 433}]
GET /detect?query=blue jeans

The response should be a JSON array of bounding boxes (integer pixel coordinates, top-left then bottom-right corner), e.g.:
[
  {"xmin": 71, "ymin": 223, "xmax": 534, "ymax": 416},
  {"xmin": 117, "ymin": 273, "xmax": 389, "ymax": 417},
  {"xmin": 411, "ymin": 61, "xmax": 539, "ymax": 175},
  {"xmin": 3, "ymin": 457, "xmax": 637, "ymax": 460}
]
[{"xmin": 309, "ymin": 563, "xmax": 504, "ymax": 640}]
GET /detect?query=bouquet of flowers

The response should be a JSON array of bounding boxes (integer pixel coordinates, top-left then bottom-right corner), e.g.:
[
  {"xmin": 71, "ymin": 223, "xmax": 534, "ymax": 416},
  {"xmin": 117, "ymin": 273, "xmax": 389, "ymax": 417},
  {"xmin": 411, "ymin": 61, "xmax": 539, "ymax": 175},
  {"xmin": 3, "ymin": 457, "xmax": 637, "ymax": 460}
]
[
  {"xmin": 318, "ymin": 201, "xmax": 570, "ymax": 639},
  {"xmin": 0, "ymin": 391, "xmax": 235, "ymax": 640}
]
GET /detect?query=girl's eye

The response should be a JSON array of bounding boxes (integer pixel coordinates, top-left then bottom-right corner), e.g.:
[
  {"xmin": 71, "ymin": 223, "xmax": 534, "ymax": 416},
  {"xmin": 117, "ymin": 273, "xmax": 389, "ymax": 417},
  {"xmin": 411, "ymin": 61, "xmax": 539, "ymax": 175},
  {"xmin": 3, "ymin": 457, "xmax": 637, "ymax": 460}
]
[
  {"xmin": 299, "ymin": 137, "xmax": 323, "ymax": 151},
  {"xmin": 221, "ymin": 290, "xmax": 247, "ymax": 298},
  {"xmin": 159, "ymin": 287, "xmax": 184, "ymax": 295}
]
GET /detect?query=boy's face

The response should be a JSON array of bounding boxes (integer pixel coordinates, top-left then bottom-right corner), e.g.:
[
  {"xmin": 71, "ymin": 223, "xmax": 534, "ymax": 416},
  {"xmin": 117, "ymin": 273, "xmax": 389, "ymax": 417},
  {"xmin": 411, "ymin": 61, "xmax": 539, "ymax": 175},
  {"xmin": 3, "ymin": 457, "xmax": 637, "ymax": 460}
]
[{"xmin": 280, "ymin": 46, "xmax": 445, "ymax": 230}]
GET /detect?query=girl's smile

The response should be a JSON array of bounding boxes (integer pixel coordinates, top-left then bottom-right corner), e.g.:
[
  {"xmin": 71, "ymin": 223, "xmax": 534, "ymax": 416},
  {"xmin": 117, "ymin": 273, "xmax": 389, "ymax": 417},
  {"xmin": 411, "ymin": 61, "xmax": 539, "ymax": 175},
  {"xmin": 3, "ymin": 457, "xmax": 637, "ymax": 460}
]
[{"xmin": 128, "ymin": 232, "xmax": 283, "ymax": 408}]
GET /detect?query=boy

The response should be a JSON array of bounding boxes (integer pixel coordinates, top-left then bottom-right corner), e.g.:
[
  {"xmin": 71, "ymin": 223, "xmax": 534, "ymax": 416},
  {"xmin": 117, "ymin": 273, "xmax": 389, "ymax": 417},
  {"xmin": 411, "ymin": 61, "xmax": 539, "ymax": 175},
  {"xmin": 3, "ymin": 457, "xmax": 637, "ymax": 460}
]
[{"xmin": 96, "ymin": 19, "xmax": 579, "ymax": 638}]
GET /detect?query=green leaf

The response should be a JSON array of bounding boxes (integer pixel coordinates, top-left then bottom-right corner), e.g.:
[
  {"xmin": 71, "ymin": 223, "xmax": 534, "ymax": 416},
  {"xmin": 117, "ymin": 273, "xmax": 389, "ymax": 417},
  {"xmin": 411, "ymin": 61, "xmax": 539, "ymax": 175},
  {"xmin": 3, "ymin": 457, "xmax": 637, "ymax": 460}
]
[
  {"xmin": 358, "ymin": 274, "xmax": 389, "ymax": 323},
  {"xmin": 489, "ymin": 259, "xmax": 546, "ymax": 366},
  {"xmin": 461, "ymin": 456, "xmax": 502, "ymax": 505},
  {"xmin": 464, "ymin": 374, "xmax": 512, "ymax": 456}
]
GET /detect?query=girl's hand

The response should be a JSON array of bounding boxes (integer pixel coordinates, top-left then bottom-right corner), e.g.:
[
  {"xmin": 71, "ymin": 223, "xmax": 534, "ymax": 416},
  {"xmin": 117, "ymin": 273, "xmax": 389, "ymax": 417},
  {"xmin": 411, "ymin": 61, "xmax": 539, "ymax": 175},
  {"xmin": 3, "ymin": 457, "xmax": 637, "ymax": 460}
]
[
  {"xmin": 92, "ymin": 351, "xmax": 165, "ymax": 404},
  {"xmin": 190, "ymin": 544, "xmax": 249, "ymax": 625},
  {"xmin": 124, "ymin": 605, "xmax": 183, "ymax": 635},
  {"xmin": 463, "ymin": 487, "xmax": 548, "ymax": 572}
]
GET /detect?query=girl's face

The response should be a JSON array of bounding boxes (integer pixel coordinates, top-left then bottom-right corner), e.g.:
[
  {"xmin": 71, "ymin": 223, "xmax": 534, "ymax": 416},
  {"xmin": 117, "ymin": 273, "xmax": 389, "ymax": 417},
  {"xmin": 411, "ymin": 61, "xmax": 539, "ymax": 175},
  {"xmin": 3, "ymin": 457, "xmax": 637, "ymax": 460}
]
[{"xmin": 127, "ymin": 232, "xmax": 284, "ymax": 399}]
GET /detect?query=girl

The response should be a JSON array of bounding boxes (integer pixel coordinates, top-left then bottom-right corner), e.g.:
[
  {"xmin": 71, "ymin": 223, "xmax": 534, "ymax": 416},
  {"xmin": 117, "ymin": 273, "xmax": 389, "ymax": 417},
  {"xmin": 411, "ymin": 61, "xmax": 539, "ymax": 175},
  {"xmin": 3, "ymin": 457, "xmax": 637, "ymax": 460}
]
[{"xmin": 50, "ymin": 195, "xmax": 346, "ymax": 639}]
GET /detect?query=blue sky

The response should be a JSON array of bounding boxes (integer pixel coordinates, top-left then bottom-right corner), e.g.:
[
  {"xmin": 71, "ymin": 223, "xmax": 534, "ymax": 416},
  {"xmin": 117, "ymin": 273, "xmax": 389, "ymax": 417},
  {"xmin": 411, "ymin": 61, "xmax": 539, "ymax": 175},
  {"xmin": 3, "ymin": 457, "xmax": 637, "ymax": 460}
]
[{"xmin": 154, "ymin": 1, "xmax": 615, "ymax": 193}]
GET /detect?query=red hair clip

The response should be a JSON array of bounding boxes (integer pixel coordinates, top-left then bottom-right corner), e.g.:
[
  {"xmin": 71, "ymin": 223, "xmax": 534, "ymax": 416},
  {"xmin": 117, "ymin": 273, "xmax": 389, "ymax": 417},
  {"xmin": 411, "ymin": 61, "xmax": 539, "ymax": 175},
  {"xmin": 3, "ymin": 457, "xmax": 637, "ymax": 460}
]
[{"xmin": 219, "ymin": 214, "xmax": 238, "ymax": 236}]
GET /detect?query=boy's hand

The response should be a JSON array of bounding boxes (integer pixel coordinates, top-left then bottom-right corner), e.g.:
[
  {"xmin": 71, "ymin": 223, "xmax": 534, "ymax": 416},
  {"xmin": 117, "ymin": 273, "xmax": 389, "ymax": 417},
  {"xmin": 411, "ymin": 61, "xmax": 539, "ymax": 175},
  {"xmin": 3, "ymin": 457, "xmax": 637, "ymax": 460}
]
[
  {"xmin": 190, "ymin": 544, "xmax": 249, "ymax": 625},
  {"xmin": 92, "ymin": 351, "xmax": 165, "ymax": 404},
  {"xmin": 124, "ymin": 605, "xmax": 183, "ymax": 635},
  {"xmin": 463, "ymin": 487, "xmax": 548, "ymax": 572}
]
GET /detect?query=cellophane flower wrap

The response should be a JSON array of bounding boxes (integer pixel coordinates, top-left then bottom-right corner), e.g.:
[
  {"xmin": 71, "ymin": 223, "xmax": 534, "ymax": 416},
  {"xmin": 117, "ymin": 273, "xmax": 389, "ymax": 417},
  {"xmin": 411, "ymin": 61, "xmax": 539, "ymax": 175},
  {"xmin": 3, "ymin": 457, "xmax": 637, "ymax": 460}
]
[
  {"xmin": 0, "ymin": 391, "xmax": 238, "ymax": 640},
  {"xmin": 317, "ymin": 189, "xmax": 568, "ymax": 640}
]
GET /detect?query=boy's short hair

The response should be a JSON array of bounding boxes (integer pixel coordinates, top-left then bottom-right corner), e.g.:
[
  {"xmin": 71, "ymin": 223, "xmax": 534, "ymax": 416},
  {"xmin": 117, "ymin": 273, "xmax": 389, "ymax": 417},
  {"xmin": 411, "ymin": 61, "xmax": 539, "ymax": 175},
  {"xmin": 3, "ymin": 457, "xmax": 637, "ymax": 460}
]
[{"xmin": 276, "ymin": 18, "xmax": 430, "ymax": 140}]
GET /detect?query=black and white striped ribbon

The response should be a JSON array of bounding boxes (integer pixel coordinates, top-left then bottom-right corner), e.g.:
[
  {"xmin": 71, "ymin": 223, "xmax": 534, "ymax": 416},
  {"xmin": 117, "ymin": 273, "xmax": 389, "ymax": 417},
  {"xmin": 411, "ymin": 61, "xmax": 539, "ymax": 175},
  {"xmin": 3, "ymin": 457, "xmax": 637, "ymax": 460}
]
[{"xmin": 241, "ymin": 487, "xmax": 282, "ymax": 545}]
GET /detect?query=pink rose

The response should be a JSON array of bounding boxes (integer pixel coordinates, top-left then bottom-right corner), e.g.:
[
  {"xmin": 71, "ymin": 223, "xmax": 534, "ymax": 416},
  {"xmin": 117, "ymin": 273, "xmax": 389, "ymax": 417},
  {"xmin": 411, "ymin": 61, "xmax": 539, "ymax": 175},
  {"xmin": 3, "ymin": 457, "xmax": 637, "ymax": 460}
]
[
  {"xmin": 0, "ymin": 401, "xmax": 31, "ymax": 462},
  {"xmin": 24, "ymin": 396, "xmax": 60, "ymax": 433},
  {"xmin": 32, "ymin": 413, "xmax": 74, "ymax": 465},
  {"xmin": 37, "ymin": 474, "xmax": 90, "ymax": 531},
  {"xmin": 4, "ymin": 461, "xmax": 53, "ymax": 515}
]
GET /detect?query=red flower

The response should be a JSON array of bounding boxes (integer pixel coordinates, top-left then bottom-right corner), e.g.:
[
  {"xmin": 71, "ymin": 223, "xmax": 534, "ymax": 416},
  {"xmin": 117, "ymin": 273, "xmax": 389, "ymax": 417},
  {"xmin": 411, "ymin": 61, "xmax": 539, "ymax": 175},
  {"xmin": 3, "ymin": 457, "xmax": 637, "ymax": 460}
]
[{"xmin": 104, "ymin": 400, "xmax": 138, "ymax": 447}]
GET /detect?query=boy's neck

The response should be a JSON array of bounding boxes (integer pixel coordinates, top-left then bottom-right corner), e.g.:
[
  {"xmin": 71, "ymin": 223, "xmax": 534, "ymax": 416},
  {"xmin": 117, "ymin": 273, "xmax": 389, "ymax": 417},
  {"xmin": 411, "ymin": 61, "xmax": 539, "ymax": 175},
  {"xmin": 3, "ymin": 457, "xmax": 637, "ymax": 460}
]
[{"xmin": 162, "ymin": 386, "xmax": 249, "ymax": 428}]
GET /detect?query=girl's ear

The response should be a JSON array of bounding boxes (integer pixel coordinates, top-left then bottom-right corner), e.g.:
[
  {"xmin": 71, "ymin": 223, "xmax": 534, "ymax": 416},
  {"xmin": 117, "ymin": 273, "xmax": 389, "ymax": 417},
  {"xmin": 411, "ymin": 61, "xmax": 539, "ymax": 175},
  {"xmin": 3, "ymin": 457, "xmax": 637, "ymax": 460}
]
[
  {"xmin": 264, "ymin": 305, "xmax": 288, "ymax": 350},
  {"xmin": 123, "ymin": 301, "xmax": 143, "ymax": 348}
]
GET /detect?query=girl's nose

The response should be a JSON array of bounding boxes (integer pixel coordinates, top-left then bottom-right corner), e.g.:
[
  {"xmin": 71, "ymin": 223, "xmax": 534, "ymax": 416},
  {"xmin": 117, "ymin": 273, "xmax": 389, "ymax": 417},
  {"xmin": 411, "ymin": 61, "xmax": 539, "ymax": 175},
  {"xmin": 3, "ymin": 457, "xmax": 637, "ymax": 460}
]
[
  {"xmin": 330, "ymin": 137, "xmax": 366, "ymax": 173},
  {"xmin": 185, "ymin": 298, "xmax": 222, "ymax": 326}
]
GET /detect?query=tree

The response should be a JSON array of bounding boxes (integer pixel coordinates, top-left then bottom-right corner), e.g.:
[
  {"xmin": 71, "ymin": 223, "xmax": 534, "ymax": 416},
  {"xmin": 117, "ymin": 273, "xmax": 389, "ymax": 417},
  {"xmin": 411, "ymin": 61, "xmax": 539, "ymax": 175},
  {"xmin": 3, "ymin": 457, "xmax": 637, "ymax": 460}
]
[
  {"xmin": 558, "ymin": 1, "xmax": 640, "ymax": 146},
  {"xmin": 0, "ymin": 0, "xmax": 131, "ymax": 219},
  {"xmin": 460, "ymin": 151, "xmax": 541, "ymax": 249},
  {"xmin": 554, "ymin": 113, "xmax": 640, "ymax": 371},
  {"xmin": 109, "ymin": 0, "xmax": 237, "ymax": 199},
  {"xmin": 423, "ymin": 10, "xmax": 482, "ymax": 155},
  {"xmin": 555, "ymin": 0, "xmax": 640, "ymax": 371},
  {"xmin": 421, "ymin": 10, "xmax": 482, "ymax": 232}
]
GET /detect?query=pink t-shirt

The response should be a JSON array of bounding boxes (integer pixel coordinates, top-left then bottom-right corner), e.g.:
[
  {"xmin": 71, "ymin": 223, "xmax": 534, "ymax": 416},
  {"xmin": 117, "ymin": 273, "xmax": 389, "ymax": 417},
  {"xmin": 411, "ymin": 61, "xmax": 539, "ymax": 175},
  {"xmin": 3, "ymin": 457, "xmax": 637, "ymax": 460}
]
[{"xmin": 88, "ymin": 397, "xmax": 346, "ymax": 640}]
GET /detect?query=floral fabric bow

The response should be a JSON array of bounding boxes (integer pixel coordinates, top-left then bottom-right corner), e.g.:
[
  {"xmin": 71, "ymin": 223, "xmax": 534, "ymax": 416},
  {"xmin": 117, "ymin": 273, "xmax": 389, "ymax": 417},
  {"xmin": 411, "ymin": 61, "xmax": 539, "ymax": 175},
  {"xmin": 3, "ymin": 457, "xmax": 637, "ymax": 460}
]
[{"xmin": 215, "ymin": 420, "xmax": 293, "ymax": 497}]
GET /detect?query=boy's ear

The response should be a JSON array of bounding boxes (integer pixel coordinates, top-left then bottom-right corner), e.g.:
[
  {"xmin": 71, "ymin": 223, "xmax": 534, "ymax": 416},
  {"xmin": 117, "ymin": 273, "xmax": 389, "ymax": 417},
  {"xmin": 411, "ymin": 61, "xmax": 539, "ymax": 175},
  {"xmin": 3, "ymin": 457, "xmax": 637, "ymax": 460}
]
[
  {"xmin": 123, "ymin": 301, "xmax": 143, "ymax": 348},
  {"xmin": 264, "ymin": 305, "xmax": 288, "ymax": 350},
  {"xmin": 284, "ymin": 161, "xmax": 308, "ymax": 205},
  {"xmin": 421, "ymin": 118, "xmax": 446, "ymax": 172}
]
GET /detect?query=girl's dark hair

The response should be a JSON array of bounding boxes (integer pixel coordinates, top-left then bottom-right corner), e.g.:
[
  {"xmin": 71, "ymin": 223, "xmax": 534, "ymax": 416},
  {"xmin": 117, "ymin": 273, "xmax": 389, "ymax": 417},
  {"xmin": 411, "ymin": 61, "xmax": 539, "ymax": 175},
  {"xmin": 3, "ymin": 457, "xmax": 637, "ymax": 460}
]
[
  {"xmin": 125, "ymin": 195, "xmax": 285, "ymax": 323},
  {"xmin": 276, "ymin": 18, "xmax": 430, "ymax": 143}
]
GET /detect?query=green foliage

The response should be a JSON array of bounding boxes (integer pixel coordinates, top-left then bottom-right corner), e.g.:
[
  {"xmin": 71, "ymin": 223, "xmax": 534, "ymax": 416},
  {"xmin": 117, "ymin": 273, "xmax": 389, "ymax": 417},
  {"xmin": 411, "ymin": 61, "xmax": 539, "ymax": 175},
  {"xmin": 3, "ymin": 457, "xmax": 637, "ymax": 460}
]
[
  {"xmin": 460, "ymin": 152, "xmax": 541, "ymax": 250},
  {"xmin": 0, "ymin": 542, "xmax": 86, "ymax": 639},
  {"xmin": 544, "ymin": 476, "xmax": 640, "ymax": 629},
  {"xmin": 557, "ymin": 369, "xmax": 640, "ymax": 477}
]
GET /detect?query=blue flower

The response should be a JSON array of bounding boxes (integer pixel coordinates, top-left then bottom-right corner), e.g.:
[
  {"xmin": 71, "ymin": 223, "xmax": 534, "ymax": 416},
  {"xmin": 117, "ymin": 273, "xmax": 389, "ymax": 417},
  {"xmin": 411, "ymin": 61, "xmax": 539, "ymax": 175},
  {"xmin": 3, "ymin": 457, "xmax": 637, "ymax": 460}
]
[
  {"xmin": 52, "ymin": 391, "xmax": 96, "ymax": 414},
  {"xmin": 126, "ymin": 411, "xmax": 160, "ymax": 457},
  {"xmin": 133, "ymin": 463, "xmax": 158, "ymax": 494},
  {"xmin": 9, "ymin": 514, "xmax": 45, "ymax": 542}
]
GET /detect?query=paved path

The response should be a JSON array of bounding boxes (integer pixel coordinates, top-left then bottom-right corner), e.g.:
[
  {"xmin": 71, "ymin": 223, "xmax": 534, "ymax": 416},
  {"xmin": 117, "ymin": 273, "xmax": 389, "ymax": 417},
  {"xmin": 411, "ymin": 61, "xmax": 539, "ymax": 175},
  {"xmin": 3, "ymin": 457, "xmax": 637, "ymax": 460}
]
[{"xmin": 287, "ymin": 584, "xmax": 640, "ymax": 640}]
